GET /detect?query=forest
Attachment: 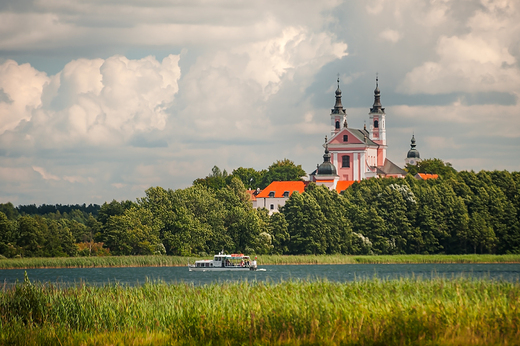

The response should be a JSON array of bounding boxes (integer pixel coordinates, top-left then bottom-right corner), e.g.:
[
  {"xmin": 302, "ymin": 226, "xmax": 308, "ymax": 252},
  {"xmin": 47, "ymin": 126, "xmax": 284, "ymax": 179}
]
[{"xmin": 0, "ymin": 159, "xmax": 519, "ymax": 258}]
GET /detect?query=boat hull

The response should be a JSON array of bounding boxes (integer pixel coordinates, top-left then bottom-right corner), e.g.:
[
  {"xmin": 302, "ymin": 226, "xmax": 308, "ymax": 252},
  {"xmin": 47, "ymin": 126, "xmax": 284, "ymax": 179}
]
[{"xmin": 188, "ymin": 267, "xmax": 254, "ymax": 272}]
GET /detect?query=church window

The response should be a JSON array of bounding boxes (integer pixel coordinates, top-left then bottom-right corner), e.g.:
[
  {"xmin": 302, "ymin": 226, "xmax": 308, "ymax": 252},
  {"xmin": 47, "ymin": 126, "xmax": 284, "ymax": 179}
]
[
  {"xmin": 343, "ymin": 135, "xmax": 348, "ymax": 142},
  {"xmin": 374, "ymin": 120, "xmax": 379, "ymax": 128},
  {"xmin": 342, "ymin": 155, "xmax": 350, "ymax": 168},
  {"xmin": 270, "ymin": 204, "xmax": 275, "ymax": 210},
  {"xmin": 335, "ymin": 121, "xmax": 340, "ymax": 129}
]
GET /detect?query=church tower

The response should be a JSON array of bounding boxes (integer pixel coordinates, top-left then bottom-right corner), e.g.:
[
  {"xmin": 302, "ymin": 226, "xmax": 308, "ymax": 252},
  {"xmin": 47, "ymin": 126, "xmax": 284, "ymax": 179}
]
[
  {"xmin": 368, "ymin": 76, "xmax": 387, "ymax": 166},
  {"xmin": 330, "ymin": 77, "xmax": 347, "ymax": 135},
  {"xmin": 405, "ymin": 134, "xmax": 421, "ymax": 166}
]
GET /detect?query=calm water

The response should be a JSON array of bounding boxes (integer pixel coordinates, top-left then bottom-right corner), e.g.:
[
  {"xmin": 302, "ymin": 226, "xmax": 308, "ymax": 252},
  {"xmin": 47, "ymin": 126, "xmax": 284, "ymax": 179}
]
[{"xmin": 1, "ymin": 263, "xmax": 519, "ymax": 286}]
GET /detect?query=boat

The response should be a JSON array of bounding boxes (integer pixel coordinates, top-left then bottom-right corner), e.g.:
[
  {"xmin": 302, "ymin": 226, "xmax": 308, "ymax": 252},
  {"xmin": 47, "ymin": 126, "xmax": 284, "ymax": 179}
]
[{"xmin": 188, "ymin": 252, "xmax": 258, "ymax": 271}]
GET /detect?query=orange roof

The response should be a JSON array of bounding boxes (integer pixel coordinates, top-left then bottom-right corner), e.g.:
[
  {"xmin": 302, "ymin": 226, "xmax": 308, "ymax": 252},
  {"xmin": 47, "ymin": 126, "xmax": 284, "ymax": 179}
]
[
  {"xmin": 256, "ymin": 181, "xmax": 306, "ymax": 198},
  {"xmin": 335, "ymin": 180, "xmax": 356, "ymax": 193},
  {"xmin": 246, "ymin": 190, "xmax": 257, "ymax": 201},
  {"xmin": 416, "ymin": 173, "xmax": 439, "ymax": 180}
]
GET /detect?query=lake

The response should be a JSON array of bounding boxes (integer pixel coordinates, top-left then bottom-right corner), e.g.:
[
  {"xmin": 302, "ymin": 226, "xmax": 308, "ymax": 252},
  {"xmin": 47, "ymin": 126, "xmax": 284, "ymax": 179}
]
[{"xmin": 1, "ymin": 263, "xmax": 520, "ymax": 286}]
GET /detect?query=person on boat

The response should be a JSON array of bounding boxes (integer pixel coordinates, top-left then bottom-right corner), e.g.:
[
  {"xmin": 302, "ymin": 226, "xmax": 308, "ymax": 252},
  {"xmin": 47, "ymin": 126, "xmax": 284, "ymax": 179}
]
[{"xmin": 241, "ymin": 260, "xmax": 244, "ymax": 267}]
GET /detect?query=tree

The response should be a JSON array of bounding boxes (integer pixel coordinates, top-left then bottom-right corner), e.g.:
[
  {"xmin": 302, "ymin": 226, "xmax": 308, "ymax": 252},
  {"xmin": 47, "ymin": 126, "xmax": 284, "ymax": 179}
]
[
  {"xmin": 0, "ymin": 203, "xmax": 19, "ymax": 220},
  {"xmin": 376, "ymin": 186, "xmax": 412, "ymax": 254},
  {"xmin": 306, "ymin": 185, "xmax": 354, "ymax": 254},
  {"xmin": 0, "ymin": 212, "xmax": 14, "ymax": 256},
  {"xmin": 283, "ymin": 192, "xmax": 327, "ymax": 255},
  {"xmin": 268, "ymin": 212, "xmax": 290, "ymax": 254},
  {"xmin": 17, "ymin": 216, "xmax": 45, "ymax": 257},
  {"xmin": 193, "ymin": 165, "xmax": 229, "ymax": 190},
  {"xmin": 104, "ymin": 207, "xmax": 160, "ymax": 255},
  {"xmin": 230, "ymin": 167, "xmax": 266, "ymax": 190},
  {"xmin": 260, "ymin": 159, "xmax": 306, "ymax": 189},
  {"xmin": 405, "ymin": 158, "xmax": 457, "ymax": 177}
]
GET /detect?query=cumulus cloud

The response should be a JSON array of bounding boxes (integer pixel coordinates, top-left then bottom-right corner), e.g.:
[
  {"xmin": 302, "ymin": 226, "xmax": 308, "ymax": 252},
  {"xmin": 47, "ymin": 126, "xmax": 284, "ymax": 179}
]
[
  {"xmin": 0, "ymin": 54, "xmax": 181, "ymax": 148},
  {"xmin": 398, "ymin": 0, "xmax": 520, "ymax": 94},
  {"xmin": 0, "ymin": 60, "xmax": 49, "ymax": 133}
]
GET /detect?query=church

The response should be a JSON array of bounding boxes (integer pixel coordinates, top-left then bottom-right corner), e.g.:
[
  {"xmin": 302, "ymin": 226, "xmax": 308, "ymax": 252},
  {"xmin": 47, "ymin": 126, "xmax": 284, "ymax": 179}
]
[
  {"xmin": 309, "ymin": 77, "xmax": 406, "ymax": 190},
  {"xmin": 255, "ymin": 76, "xmax": 409, "ymax": 213}
]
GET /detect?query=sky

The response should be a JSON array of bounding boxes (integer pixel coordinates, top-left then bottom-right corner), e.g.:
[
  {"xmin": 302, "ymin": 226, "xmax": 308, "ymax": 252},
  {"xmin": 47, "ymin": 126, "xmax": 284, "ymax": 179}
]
[{"xmin": 0, "ymin": 0, "xmax": 519, "ymax": 205}]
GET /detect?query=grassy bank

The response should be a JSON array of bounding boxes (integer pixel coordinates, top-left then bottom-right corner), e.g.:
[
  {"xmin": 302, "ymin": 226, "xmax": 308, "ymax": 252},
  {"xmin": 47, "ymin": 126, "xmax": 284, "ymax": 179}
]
[
  {"xmin": 1, "ymin": 275, "xmax": 519, "ymax": 345},
  {"xmin": 1, "ymin": 253, "xmax": 520, "ymax": 269}
]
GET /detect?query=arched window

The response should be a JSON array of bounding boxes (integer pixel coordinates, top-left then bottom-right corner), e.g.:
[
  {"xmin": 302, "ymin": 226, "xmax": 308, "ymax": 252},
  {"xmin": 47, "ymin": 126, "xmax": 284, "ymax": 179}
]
[
  {"xmin": 335, "ymin": 121, "xmax": 340, "ymax": 129},
  {"xmin": 374, "ymin": 120, "xmax": 379, "ymax": 128}
]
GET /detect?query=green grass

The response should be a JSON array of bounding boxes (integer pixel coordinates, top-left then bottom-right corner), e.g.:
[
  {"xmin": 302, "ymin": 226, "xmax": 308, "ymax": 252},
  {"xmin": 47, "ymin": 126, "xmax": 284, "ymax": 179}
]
[
  {"xmin": 1, "ymin": 274, "xmax": 519, "ymax": 345},
  {"xmin": 1, "ymin": 254, "xmax": 520, "ymax": 269}
]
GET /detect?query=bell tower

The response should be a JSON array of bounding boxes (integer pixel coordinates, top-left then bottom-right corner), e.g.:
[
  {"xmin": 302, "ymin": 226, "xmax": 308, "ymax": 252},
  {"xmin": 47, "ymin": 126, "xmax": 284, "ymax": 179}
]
[
  {"xmin": 369, "ymin": 75, "xmax": 387, "ymax": 166},
  {"xmin": 330, "ymin": 75, "xmax": 347, "ymax": 135}
]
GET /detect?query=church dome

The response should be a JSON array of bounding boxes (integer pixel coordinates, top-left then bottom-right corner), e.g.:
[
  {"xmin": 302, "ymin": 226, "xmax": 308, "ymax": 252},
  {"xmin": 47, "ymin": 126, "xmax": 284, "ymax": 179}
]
[
  {"xmin": 317, "ymin": 161, "xmax": 337, "ymax": 175},
  {"xmin": 407, "ymin": 149, "xmax": 420, "ymax": 159},
  {"xmin": 407, "ymin": 135, "xmax": 420, "ymax": 159},
  {"xmin": 317, "ymin": 145, "xmax": 337, "ymax": 175}
]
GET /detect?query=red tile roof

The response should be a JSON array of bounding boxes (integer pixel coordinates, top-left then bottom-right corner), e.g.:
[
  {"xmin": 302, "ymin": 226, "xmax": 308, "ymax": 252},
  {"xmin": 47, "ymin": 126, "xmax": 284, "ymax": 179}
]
[
  {"xmin": 256, "ymin": 181, "xmax": 306, "ymax": 198},
  {"xmin": 335, "ymin": 180, "xmax": 356, "ymax": 193},
  {"xmin": 416, "ymin": 173, "xmax": 439, "ymax": 180}
]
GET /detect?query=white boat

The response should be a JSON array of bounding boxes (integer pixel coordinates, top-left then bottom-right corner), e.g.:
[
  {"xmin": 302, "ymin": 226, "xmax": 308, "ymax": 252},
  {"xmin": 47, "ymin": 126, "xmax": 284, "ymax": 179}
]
[{"xmin": 188, "ymin": 252, "xmax": 258, "ymax": 271}]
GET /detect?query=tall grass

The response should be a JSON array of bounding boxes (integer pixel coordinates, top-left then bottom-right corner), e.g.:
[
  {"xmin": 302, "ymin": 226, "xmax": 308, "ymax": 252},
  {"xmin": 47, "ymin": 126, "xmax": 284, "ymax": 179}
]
[
  {"xmin": 1, "ymin": 253, "xmax": 519, "ymax": 269},
  {"xmin": 0, "ymin": 255, "xmax": 193, "ymax": 269},
  {"xmin": 1, "ymin": 274, "xmax": 519, "ymax": 345}
]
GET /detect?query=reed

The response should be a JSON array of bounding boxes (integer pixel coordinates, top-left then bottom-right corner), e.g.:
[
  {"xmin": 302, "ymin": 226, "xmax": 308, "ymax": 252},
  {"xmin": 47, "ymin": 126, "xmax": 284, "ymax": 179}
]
[
  {"xmin": 1, "ymin": 274, "xmax": 519, "ymax": 345},
  {"xmin": 1, "ymin": 253, "xmax": 519, "ymax": 269},
  {"xmin": 0, "ymin": 255, "xmax": 193, "ymax": 269}
]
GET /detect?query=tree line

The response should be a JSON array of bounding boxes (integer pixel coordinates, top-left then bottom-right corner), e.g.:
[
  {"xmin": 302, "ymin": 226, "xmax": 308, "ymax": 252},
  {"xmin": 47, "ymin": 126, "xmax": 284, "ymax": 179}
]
[{"xmin": 1, "ymin": 159, "xmax": 519, "ymax": 258}]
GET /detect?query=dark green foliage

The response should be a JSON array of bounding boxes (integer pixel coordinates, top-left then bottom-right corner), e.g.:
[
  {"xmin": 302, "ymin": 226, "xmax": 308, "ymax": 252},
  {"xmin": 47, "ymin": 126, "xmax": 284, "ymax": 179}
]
[
  {"xmin": 0, "ymin": 202, "xmax": 19, "ymax": 220},
  {"xmin": 405, "ymin": 158, "xmax": 457, "ymax": 177},
  {"xmin": 260, "ymin": 159, "xmax": 306, "ymax": 189},
  {"xmin": 1, "ymin": 166, "xmax": 519, "ymax": 257}
]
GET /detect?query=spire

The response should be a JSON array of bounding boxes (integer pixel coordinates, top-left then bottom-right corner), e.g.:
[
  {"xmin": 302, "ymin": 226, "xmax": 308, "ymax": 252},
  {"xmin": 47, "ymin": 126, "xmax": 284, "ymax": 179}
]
[
  {"xmin": 406, "ymin": 134, "xmax": 420, "ymax": 159},
  {"xmin": 370, "ymin": 73, "xmax": 384, "ymax": 113},
  {"xmin": 323, "ymin": 135, "xmax": 331, "ymax": 163},
  {"xmin": 332, "ymin": 74, "xmax": 346, "ymax": 114}
]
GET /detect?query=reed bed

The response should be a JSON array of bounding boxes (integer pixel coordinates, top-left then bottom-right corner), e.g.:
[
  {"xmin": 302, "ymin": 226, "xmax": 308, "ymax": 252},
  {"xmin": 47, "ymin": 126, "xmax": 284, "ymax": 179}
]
[
  {"xmin": 260, "ymin": 254, "xmax": 520, "ymax": 265},
  {"xmin": 1, "ymin": 274, "xmax": 519, "ymax": 345},
  {"xmin": 0, "ymin": 255, "xmax": 193, "ymax": 269},
  {"xmin": 1, "ymin": 254, "xmax": 520, "ymax": 269}
]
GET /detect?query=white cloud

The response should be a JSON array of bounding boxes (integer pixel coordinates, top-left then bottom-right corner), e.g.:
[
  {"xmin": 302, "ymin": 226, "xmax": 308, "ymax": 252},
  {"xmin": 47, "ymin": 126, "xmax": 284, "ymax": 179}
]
[
  {"xmin": 0, "ymin": 60, "xmax": 49, "ymax": 133},
  {"xmin": 379, "ymin": 29, "xmax": 401, "ymax": 43},
  {"xmin": 398, "ymin": 0, "xmax": 520, "ymax": 94},
  {"xmin": 32, "ymin": 166, "xmax": 60, "ymax": 181},
  {"xmin": 0, "ymin": 54, "xmax": 181, "ymax": 147}
]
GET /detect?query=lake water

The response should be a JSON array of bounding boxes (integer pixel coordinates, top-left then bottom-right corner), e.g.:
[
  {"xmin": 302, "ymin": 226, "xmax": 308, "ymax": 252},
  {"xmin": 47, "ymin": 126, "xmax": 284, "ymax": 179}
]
[{"xmin": 1, "ymin": 263, "xmax": 520, "ymax": 287}]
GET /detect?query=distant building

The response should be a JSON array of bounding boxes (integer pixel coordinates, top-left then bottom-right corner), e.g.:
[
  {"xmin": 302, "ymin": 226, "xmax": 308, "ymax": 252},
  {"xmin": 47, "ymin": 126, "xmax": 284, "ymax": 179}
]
[
  {"xmin": 405, "ymin": 135, "xmax": 421, "ymax": 166},
  {"xmin": 255, "ymin": 181, "xmax": 307, "ymax": 214},
  {"xmin": 310, "ymin": 77, "xmax": 405, "ymax": 189},
  {"xmin": 251, "ymin": 76, "xmax": 408, "ymax": 213}
]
